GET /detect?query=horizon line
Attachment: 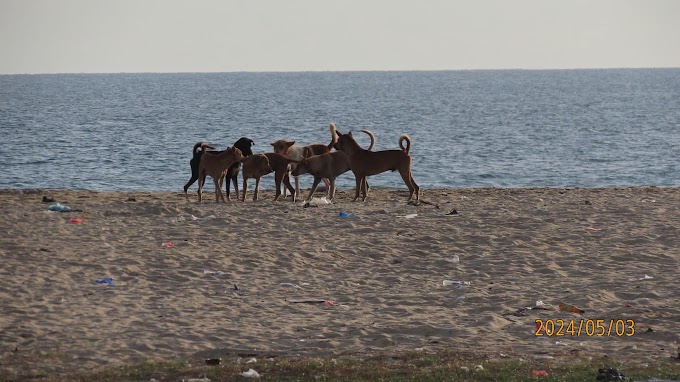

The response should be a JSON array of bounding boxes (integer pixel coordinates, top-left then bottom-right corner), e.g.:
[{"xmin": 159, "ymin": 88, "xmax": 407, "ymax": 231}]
[{"xmin": 2, "ymin": 66, "xmax": 680, "ymax": 76}]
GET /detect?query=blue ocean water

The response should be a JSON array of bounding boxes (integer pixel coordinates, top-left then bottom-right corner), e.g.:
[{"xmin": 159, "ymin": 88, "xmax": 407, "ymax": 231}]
[{"xmin": 0, "ymin": 69, "xmax": 678, "ymax": 192}]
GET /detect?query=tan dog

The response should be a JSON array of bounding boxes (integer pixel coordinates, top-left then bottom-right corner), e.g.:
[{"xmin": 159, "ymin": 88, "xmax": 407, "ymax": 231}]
[
  {"xmin": 290, "ymin": 151, "xmax": 352, "ymax": 202},
  {"xmin": 197, "ymin": 144, "xmax": 244, "ymax": 203},
  {"xmin": 333, "ymin": 129, "xmax": 419, "ymax": 202},
  {"xmin": 241, "ymin": 153, "xmax": 298, "ymax": 202},
  {"xmin": 240, "ymin": 154, "xmax": 271, "ymax": 202}
]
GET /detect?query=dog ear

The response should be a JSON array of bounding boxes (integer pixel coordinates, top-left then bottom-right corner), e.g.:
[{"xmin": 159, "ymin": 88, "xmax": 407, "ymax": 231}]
[
  {"xmin": 249, "ymin": 139, "xmax": 255, "ymax": 146},
  {"xmin": 270, "ymin": 142, "xmax": 275, "ymax": 147},
  {"xmin": 348, "ymin": 131, "xmax": 354, "ymax": 138},
  {"xmin": 286, "ymin": 141, "xmax": 295, "ymax": 147}
]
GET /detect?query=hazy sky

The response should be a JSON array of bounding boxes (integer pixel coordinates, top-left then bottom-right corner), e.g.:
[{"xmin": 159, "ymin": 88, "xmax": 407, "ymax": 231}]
[{"xmin": 1, "ymin": 0, "xmax": 679, "ymax": 74}]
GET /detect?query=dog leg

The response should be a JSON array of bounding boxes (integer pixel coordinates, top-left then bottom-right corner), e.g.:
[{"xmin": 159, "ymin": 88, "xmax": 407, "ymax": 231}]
[
  {"xmin": 213, "ymin": 178, "xmax": 222, "ymax": 203},
  {"xmin": 353, "ymin": 174, "xmax": 362, "ymax": 201},
  {"xmin": 329, "ymin": 178, "xmax": 336, "ymax": 201},
  {"xmin": 231, "ymin": 176, "xmax": 240, "ymax": 202},
  {"xmin": 398, "ymin": 167, "xmax": 416, "ymax": 201},
  {"xmin": 410, "ymin": 172, "xmax": 420, "ymax": 201},
  {"xmin": 241, "ymin": 178, "xmax": 248, "ymax": 202},
  {"xmin": 274, "ymin": 172, "xmax": 283, "ymax": 202},
  {"xmin": 361, "ymin": 177, "xmax": 369, "ymax": 201},
  {"xmin": 307, "ymin": 177, "xmax": 322, "ymax": 202},
  {"xmin": 281, "ymin": 174, "xmax": 296, "ymax": 202},
  {"xmin": 184, "ymin": 159, "xmax": 199, "ymax": 194},
  {"xmin": 254, "ymin": 177, "xmax": 261, "ymax": 201},
  {"xmin": 197, "ymin": 172, "xmax": 204, "ymax": 203},
  {"xmin": 294, "ymin": 175, "xmax": 300, "ymax": 200}
]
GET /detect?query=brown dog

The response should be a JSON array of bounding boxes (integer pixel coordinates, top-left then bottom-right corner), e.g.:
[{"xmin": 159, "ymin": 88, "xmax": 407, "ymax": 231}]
[
  {"xmin": 197, "ymin": 144, "xmax": 244, "ymax": 203},
  {"xmin": 241, "ymin": 153, "xmax": 298, "ymax": 202},
  {"xmin": 240, "ymin": 154, "xmax": 271, "ymax": 202},
  {"xmin": 333, "ymin": 129, "xmax": 419, "ymax": 202},
  {"xmin": 270, "ymin": 124, "xmax": 337, "ymax": 198},
  {"xmin": 290, "ymin": 151, "xmax": 352, "ymax": 202}
]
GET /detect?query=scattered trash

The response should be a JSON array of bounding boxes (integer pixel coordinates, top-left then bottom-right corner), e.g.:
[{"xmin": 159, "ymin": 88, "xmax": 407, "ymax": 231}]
[
  {"xmin": 42, "ymin": 196, "xmax": 55, "ymax": 203},
  {"xmin": 323, "ymin": 300, "xmax": 334, "ymax": 307},
  {"xmin": 446, "ymin": 209, "xmax": 458, "ymax": 215},
  {"xmin": 288, "ymin": 298, "xmax": 330, "ymax": 304},
  {"xmin": 460, "ymin": 366, "xmax": 470, "ymax": 372},
  {"xmin": 95, "ymin": 278, "xmax": 114, "ymax": 285},
  {"xmin": 585, "ymin": 227, "xmax": 602, "ymax": 232},
  {"xmin": 596, "ymin": 367, "xmax": 627, "ymax": 380},
  {"xmin": 48, "ymin": 203, "xmax": 72, "ymax": 212},
  {"xmin": 536, "ymin": 300, "xmax": 545, "ymax": 307},
  {"xmin": 245, "ymin": 357, "xmax": 257, "ymax": 364},
  {"xmin": 532, "ymin": 354, "xmax": 554, "ymax": 360},
  {"xmin": 533, "ymin": 370, "xmax": 549, "ymax": 377},
  {"xmin": 303, "ymin": 197, "xmax": 330, "ymax": 206},
  {"xmin": 185, "ymin": 378, "xmax": 211, "ymax": 382},
  {"xmin": 233, "ymin": 284, "xmax": 240, "ymax": 291},
  {"xmin": 397, "ymin": 213, "xmax": 418, "ymax": 219},
  {"xmin": 161, "ymin": 242, "xmax": 174, "ymax": 248},
  {"xmin": 474, "ymin": 364, "xmax": 484, "ymax": 372},
  {"xmin": 559, "ymin": 302, "xmax": 585, "ymax": 314},
  {"xmin": 203, "ymin": 270, "xmax": 225, "ymax": 276},
  {"xmin": 279, "ymin": 282, "xmax": 302, "ymax": 289},
  {"xmin": 240, "ymin": 368, "xmax": 260, "ymax": 378},
  {"xmin": 205, "ymin": 358, "xmax": 221, "ymax": 365},
  {"xmin": 453, "ymin": 296, "xmax": 466, "ymax": 304},
  {"xmin": 338, "ymin": 212, "xmax": 355, "ymax": 218},
  {"xmin": 451, "ymin": 255, "xmax": 460, "ymax": 263},
  {"xmin": 443, "ymin": 280, "xmax": 470, "ymax": 287},
  {"xmin": 629, "ymin": 274, "xmax": 654, "ymax": 281},
  {"xmin": 632, "ymin": 297, "xmax": 651, "ymax": 304},
  {"xmin": 69, "ymin": 218, "xmax": 83, "ymax": 224}
]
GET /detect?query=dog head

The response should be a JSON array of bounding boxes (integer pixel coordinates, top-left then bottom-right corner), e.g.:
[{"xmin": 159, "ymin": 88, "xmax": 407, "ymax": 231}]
[
  {"xmin": 270, "ymin": 140, "xmax": 295, "ymax": 155},
  {"xmin": 229, "ymin": 146, "xmax": 244, "ymax": 163},
  {"xmin": 234, "ymin": 137, "xmax": 255, "ymax": 157},
  {"xmin": 333, "ymin": 130, "xmax": 354, "ymax": 151},
  {"xmin": 243, "ymin": 154, "xmax": 271, "ymax": 174}
]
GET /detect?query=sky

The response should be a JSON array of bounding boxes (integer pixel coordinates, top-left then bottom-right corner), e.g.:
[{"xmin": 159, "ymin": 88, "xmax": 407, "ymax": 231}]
[{"xmin": 1, "ymin": 0, "xmax": 679, "ymax": 74}]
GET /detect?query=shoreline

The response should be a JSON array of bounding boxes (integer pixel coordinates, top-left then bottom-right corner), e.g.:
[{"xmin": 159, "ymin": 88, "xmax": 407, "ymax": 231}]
[{"xmin": 1, "ymin": 187, "xmax": 678, "ymax": 371}]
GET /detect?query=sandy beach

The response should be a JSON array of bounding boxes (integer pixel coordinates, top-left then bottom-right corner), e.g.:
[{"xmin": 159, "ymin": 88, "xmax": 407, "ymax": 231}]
[{"xmin": 0, "ymin": 187, "xmax": 678, "ymax": 373}]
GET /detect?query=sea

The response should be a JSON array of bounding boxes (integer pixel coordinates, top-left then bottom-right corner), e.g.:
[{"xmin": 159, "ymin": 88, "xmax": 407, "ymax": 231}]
[{"xmin": 1, "ymin": 69, "xmax": 678, "ymax": 192}]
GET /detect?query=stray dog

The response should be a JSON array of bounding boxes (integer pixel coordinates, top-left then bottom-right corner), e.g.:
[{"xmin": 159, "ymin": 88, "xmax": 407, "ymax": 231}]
[
  {"xmin": 291, "ymin": 151, "xmax": 352, "ymax": 202},
  {"xmin": 270, "ymin": 124, "xmax": 338, "ymax": 198},
  {"xmin": 239, "ymin": 154, "xmax": 271, "ymax": 202},
  {"xmin": 333, "ymin": 129, "xmax": 419, "ymax": 202},
  {"xmin": 197, "ymin": 144, "xmax": 244, "ymax": 203},
  {"xmin": 241, "ymin": 153, "xmax": 298, "ymax": 202},
  {"xmin": 184, "ymin": 137, "xmax": 254, "ymax": 199}
]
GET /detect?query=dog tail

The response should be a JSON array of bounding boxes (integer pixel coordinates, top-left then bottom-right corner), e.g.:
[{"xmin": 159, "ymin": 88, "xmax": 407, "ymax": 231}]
[
  {"xmin": 194, "ymin": 142, "xmax": 215, "ymax": 154},
  {"xmin": 399, "ymin": 134, "xmax": 411, "ymax": 155},
  {"xmin": 302, "ymin": 146, "xmax": 314, "ymax": 158},
  {"xmin": 360, "ymin": 129, "xmax": 375, "ymax": 151},
  {"xmin": 199, "ymin": 143, "xmax": 214, "ymax": 154},
  {"xmin": 327, "ymin": 123, "xmax": 338, "ymax": 151}
]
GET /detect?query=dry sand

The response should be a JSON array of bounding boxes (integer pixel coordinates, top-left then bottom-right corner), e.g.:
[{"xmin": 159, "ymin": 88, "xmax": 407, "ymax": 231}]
[{"xmin": 0, "ymin": 187, "xmax": 678, "ymax": 371}]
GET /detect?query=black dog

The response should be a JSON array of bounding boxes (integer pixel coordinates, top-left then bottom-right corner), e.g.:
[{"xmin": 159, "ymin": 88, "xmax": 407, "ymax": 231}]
[{"xmin": 184, "ymin": 137, "xmax": 255, "ymax": 200}]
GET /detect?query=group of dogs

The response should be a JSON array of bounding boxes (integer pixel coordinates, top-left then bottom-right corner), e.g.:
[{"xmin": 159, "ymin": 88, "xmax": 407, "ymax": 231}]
[{"xmin": 183, "ymin": 123, "xmax": 420, "ymax": 204}]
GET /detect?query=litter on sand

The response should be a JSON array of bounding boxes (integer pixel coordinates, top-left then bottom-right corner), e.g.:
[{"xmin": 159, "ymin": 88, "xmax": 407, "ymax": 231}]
[
  {"xmin": 240, "ymin": 368, "xmax": 260, "ymax": 378},
  {"xmin": 95, "ymin": 278, "xmax": 114, "ymax": 285},
  {"xmin": 69, "ymin": 217, "xmax": 83, "ymax": 224},
  {"xmin": 48, "ymin": 203, "xmax": 72, "ymax": 212},
  {"xmin": 628, "ymin": 274, "xmax": 654, "ymax": 281},
  {"xmin": 559, "ymin": 302, "xmax": 585, "ymax": 314},
  {"xmin": 338, "ymin": 212, "xmax": 355, "ymax": 218},
  {"xmin": 161, "ymin": 242, "xmax": 174, "ymax": 248},
  {"xmin": 397, "ymin": 213, "xmax": 418, "ymax": 219}
]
